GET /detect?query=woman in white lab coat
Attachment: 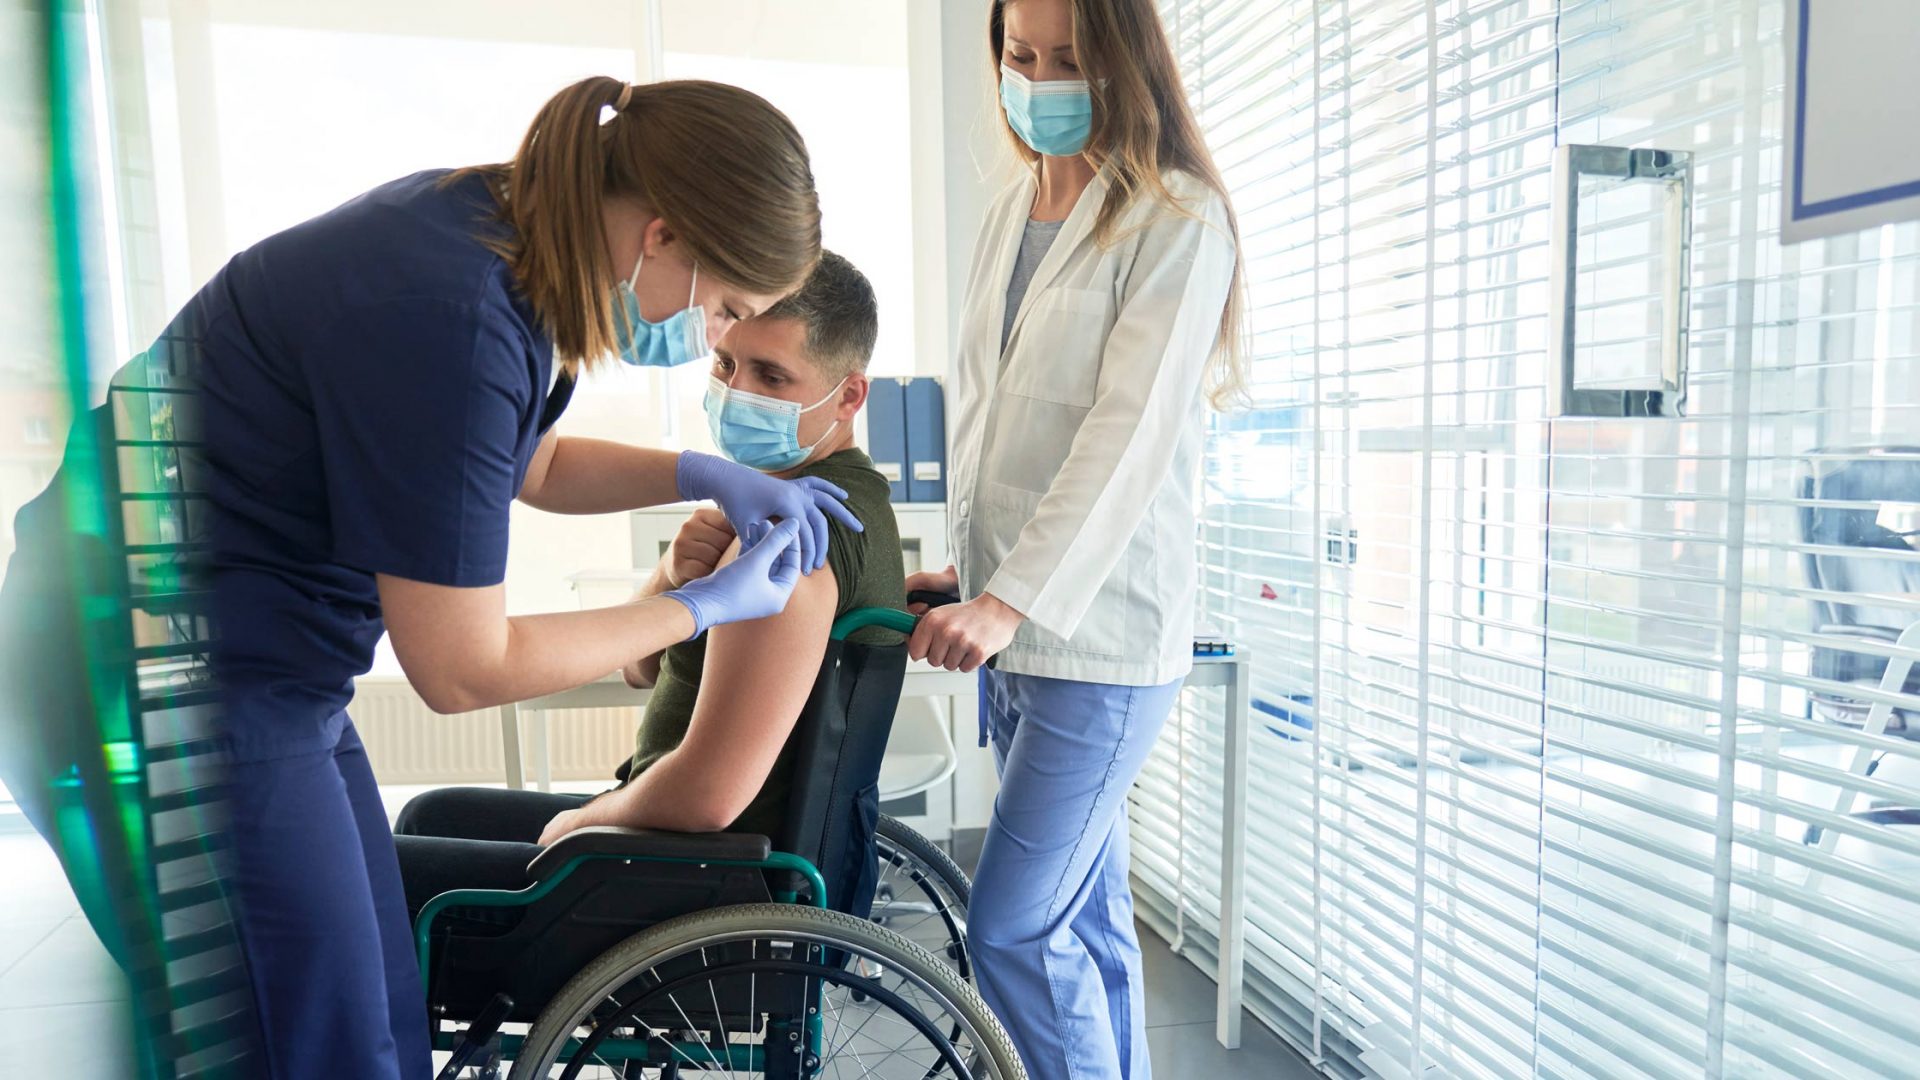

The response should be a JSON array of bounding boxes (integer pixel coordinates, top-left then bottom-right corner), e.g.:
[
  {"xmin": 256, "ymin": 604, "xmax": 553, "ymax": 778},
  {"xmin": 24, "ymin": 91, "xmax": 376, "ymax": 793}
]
[{"xmin": 904, "ymin": 1, "xmax": 1244, "ymax": 1077}]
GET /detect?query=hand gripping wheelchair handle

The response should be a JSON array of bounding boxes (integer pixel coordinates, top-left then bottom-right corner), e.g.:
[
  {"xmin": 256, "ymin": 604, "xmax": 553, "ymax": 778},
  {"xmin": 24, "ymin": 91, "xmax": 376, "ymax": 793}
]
[
  {"xmin": 829, "ymin": 603, "xmax": 1000, "ymax": 667},
  {"xmin": 899, "ymin": 592, "xmax": 1000, "ymax": 670}
]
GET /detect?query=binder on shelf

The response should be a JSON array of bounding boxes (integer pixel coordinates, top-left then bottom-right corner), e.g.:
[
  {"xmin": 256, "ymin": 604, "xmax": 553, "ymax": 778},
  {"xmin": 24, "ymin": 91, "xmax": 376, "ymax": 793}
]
[
  {"xmin": 867, "ymin": 376, "xmax": 909, "ymax": 503},
  {"xmin": 904, "ymin": 377, "xmax": 947, "ymax": 504}
]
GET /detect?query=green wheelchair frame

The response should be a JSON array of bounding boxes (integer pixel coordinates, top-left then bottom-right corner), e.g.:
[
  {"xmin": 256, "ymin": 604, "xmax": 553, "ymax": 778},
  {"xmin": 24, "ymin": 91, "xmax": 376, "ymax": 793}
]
[{"xmin": 412, "ymin": 606, "xmax": 921, "ymax": 1075}]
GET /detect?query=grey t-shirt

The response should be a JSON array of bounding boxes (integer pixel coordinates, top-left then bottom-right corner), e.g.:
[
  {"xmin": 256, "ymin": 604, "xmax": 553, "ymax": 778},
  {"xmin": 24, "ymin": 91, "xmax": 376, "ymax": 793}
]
[{"xmin": 1001, "ymin": 217, "xmax": 1067, "ymax": 351}]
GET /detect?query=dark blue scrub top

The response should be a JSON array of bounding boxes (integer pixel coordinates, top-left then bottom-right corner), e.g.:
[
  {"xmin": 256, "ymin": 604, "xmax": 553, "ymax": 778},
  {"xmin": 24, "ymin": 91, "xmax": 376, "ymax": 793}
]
[{"xmin": 190, "ymin": 169, "xmax": 556, "ymax": 759}]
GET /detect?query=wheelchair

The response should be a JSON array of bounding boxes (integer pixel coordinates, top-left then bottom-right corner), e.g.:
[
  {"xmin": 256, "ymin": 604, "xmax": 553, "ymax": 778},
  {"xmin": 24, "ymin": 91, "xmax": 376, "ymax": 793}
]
[
  {"xmin": 416, "ymin": 607, "xmax": 1018, "ymax": 1079},
  {"xmin": 870, "ymin": 812, "xmax": 973, "ymax": 984}
]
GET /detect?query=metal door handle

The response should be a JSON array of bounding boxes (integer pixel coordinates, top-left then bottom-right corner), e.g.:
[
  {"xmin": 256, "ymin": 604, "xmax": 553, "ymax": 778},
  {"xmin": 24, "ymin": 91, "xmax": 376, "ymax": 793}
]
[{"xmin": 1548, "ymin": 144, "xmax": 1693, "ymax": 418}]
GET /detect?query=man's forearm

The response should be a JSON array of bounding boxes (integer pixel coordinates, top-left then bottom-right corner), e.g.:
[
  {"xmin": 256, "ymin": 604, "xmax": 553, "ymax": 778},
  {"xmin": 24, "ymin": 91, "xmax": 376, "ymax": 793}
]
[{"xmin": 574, "ymin": 749, "xmax": 733, "ymax": 833}]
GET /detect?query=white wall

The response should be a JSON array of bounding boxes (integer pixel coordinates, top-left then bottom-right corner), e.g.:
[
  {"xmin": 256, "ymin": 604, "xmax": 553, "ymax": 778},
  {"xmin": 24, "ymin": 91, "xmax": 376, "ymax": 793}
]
[
  {"xmin": 938, "ymin": 0, "xmax": 1016, "ymax": 356},
  {"xmin": 931, "ymin": 0, "xmax": 1012, "ymax": 831}
]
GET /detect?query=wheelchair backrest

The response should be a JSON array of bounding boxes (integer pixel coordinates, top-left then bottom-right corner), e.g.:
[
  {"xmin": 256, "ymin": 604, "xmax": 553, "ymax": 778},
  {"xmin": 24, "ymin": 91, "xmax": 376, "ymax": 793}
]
[{"xmin": 773, "ymin": 619, "xmax": 909, "ymax": 917}]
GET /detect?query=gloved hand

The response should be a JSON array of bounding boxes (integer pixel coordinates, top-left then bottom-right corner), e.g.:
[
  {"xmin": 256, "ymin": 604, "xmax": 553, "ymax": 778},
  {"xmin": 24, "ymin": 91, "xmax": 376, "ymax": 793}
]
[
  {"xmin": 662, "ymin": 518, "xmax": 804, "ymax": 638},
  {"xmin": 676, "ymin": 450, "xmax": 862, "ymax": 573}
]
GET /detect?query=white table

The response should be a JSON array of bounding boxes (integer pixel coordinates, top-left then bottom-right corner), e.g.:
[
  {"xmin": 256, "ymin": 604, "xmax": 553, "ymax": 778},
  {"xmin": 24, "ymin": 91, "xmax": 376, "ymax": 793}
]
[{"xmin": 496, "ymin": 650, "xmax": 1256, "ymax": 1051}]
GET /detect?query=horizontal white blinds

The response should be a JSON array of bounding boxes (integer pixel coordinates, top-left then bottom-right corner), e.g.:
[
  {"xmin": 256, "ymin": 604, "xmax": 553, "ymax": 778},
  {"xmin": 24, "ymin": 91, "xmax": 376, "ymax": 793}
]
[{"xmin": 1137, "ymin": 0, "xmax": 1920, "ymax": 1077}]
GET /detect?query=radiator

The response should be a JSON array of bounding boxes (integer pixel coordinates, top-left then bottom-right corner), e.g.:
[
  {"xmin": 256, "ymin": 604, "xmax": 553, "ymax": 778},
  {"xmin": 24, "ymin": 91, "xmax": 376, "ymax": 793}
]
[{"xmin": 346, "ymin": 677, "xmax": 640, "ymax": 786}]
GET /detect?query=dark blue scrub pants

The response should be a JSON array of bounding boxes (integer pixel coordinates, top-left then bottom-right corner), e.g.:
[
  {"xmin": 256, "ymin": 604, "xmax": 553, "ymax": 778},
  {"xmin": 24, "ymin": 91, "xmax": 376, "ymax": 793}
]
[{"xmin": 224, "ymin": 721, "xmax": 431, "ymax": 1079}]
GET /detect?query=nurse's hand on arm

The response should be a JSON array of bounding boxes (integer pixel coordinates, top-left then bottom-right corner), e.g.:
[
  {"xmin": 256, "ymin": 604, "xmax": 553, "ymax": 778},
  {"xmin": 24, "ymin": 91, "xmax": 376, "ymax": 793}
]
[
  {"xmin": 674, "ymin": 450, "xmax": 861, "ymax": 573},
  {"xmin": 379, "ymin": 518, "xmax": 802, "ymax": 714},
  {"xmin": 619, "ymin": 507, "xmax": 736, "ymax": 689},
  {"xmin": 518, "ymin": 438, "xmax": 859, "ymax": 574}
]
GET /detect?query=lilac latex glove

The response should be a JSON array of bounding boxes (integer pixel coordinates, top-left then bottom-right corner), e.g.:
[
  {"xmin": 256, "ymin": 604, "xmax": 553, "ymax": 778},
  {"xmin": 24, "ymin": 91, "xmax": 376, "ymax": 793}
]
[
  {"xmin": 676, "ymin": 450, "xmax": 862, "ymax": 573},
  {"xmin": 662, "ymin": 519, "xmax": 804, "ymax": 638}
]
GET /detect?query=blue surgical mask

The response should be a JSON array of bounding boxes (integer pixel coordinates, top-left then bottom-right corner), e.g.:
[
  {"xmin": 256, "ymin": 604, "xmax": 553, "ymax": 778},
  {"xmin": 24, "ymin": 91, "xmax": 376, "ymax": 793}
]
[
  {"xmin": 614, "ymin": 250, "xmax": 706, "ymax": 367},
  {"xmin": 704, "ymin": 375, "xmax": 847, "ymax": 471},
  {"xmin": 999, "ymin": 64, "xmax": 1092, "ymax": 157}
]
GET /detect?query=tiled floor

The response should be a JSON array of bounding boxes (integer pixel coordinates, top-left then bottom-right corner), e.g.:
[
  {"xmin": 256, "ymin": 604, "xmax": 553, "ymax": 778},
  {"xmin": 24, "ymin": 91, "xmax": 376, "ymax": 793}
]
[
  {"xmin": 949, "ymin": 828, "xmax": 1320, "ymax": 1080},
  {"xmin": 0, "ymin": 820, "xmax": 135, "ymax": 1080},
  {"xmin": 0, "ymin": 796, "xmax": 1317, "ymax": 1079}
]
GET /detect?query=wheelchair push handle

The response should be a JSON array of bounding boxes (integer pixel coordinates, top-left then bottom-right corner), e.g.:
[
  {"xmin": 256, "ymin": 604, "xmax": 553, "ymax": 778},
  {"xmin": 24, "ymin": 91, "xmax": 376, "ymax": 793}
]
[
  {"xmin": 831, "ymin": 597, "xmax": 1001, "ymax": 669},
  {"xmin": 829, "ymin": 606, "xmax": 919, "ymax": 641},
  {"xmin": 845, "ymin": 591, "xmax": 1001, "ymax": 671}
]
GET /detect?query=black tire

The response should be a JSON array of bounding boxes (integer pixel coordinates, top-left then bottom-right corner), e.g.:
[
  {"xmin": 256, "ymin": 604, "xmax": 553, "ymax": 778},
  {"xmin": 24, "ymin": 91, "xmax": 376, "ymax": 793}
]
[
  {"xmin": 876, "ymin": 814, "xmax": 971, "ymax": 908},
  {"xmin": 507, "ymin": 903, "xmax": 1023, "ymax": 1080},
  {"xmin": 872, "ymin": 815, "xmax": 972, "ymax": 981}
]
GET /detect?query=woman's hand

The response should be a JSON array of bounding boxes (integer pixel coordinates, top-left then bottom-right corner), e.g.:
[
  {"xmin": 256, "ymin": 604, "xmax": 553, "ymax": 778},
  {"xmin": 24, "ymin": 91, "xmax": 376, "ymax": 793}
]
[
  {"xmin": 662, "ymin": 518, "xmax": 804, "ymax": 637},
  {"xmin": 908, "ymin": 591, "xmax": 1024, "ymax": 673},
  {"xmin": 676, "ymin": 450, "xmax": 862, "ymax": 573},
  {"xmin": 664, "ymin": 507, "xmax": 736, "ymax": 587},
  {"xmin": 904, "ymin": 565, "xmax": 960, "ymax": 614}
]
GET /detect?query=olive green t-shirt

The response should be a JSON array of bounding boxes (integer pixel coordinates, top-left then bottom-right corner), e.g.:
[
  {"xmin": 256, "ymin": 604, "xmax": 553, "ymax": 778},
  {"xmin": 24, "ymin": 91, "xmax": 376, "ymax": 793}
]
[{"xmin": 624, "ymin": 447, "xmax": 906, "ymax": 838}]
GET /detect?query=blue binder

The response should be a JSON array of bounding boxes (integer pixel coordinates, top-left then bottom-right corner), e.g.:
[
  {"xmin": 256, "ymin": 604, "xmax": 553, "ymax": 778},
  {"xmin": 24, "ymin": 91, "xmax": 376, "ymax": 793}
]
[
  {"xmin": 867, "ymin": 377, "xmax": 909, "ymax": 502},
  {"xmin": 905, "ymin": 377, "xmax": 947, "ymax": 504}
]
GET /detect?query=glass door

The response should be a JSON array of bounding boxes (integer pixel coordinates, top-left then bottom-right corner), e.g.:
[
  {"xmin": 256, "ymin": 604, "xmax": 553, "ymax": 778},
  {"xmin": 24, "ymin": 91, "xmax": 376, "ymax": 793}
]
[{"xmin": 1541, "ymin": 1, "xmax": 1920, "ymax": 1076}]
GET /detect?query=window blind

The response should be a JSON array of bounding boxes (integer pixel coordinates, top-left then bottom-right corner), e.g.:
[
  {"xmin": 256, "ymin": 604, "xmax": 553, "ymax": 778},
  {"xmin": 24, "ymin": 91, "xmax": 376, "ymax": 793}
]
[{"xmin": 1135, "ymin": 1, "xmax": 1920, "ymax": 1077}]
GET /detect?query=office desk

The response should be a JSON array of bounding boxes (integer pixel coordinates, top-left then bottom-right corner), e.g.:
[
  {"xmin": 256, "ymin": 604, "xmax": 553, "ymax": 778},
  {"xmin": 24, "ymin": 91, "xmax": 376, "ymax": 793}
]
[{"xmin": 495, "ymin": 651, "xmax": 1255, "ymax": 1051}]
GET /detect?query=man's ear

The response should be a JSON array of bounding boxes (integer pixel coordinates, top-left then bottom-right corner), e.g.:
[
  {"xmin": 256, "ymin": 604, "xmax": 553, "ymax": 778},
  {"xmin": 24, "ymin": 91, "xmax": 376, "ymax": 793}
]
[{"xmin": 838, "ymin": 372, "xmax": 870, "ymax": 422}]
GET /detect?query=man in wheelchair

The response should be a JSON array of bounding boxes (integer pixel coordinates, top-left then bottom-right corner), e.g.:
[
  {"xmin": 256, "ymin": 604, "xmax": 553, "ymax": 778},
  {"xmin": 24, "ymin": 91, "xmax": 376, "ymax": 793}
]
[
  {"xmin": 393, "ymin": 249, "xmax": 902, "ymax": 911},
  {"xmin": 389, "ymin": 249, "xmax": 1029, "ymax": 1076},
  {"xmin": 387, "ymin": 254, "xmax": 1022, "ymax": 1076}
]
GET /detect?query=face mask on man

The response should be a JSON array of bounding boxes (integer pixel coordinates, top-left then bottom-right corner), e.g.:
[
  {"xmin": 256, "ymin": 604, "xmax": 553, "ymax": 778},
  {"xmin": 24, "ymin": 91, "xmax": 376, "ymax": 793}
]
[
  {"xmin": 703, "ymin": 374, "xmax": 848, "ymax": 471},
  {"xmin": 614, "ymin": 249, "xmax": 707, "ymax": 367}
]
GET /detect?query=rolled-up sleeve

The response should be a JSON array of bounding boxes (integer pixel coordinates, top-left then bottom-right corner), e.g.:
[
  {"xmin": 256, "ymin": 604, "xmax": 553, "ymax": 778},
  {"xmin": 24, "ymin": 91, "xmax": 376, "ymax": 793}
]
[{"xmin": 983, "ymin": 192, "xmax": 1236, "ymax": 639}]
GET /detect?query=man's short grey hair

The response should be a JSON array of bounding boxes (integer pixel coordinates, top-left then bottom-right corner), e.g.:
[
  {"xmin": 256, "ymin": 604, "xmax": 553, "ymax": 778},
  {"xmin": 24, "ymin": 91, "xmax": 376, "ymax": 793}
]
[{"xmin": 760, "ymin": 249, "xmax": 878, "ymax": 378}]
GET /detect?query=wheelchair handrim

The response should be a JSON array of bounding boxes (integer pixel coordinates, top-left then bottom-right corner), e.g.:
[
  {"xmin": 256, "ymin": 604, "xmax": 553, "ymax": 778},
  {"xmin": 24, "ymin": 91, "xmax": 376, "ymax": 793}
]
[{"xmin": 511, "ymin": 906, "xmax": 1021, "ymax": 1079}]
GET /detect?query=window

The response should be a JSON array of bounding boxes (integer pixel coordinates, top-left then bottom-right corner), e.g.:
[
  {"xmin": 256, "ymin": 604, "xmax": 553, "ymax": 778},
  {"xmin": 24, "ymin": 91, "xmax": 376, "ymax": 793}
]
[
  {"xmin": 1142, "ymin": 1, "xmax": 1920, "ymax": 1076},
  {"xmin": 114, "ymin": 1, "xmax": 920, "ymax": 670}
]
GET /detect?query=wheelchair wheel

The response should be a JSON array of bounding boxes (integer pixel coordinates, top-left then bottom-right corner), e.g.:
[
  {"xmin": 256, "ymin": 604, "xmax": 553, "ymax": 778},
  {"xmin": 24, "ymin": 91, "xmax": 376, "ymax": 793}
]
[
  {"xmin": 508, "ymin": 903, "xmax": 1024, "ymax": 1080},
  {"xmin": 871, "ymin": 815, "xmax": 971, "ymax": 981}
]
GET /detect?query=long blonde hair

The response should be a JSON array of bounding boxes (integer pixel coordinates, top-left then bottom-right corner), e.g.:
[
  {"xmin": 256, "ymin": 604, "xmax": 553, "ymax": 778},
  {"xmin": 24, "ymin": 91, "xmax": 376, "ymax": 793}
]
[
  {"xmin": 459, "ymin": 77, "xmax": 821, "ymax": 370},
  {"xmin": 990, "ymin": 0, "xmax": 1250, "ymax": 408}
]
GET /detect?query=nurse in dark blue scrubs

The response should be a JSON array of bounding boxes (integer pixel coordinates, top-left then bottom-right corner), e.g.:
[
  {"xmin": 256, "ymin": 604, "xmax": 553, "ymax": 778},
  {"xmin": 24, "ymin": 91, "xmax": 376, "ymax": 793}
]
[{"xmin": 185, "ymin": 77, "xmax": 844, "ymax": 1078}]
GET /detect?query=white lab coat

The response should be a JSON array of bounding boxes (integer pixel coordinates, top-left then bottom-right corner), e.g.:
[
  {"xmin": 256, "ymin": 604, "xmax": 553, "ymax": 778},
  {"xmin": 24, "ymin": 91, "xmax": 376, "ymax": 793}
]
[{"xmin": 948, "ymin": 167, "xmax": 1236, "ymax": 686}]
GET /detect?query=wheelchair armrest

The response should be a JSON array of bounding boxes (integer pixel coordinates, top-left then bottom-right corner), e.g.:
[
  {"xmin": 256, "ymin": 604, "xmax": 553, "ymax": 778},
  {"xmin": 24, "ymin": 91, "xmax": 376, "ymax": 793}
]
[{"xmin": 525, "ymin": 826, "xmax": 773, "ymax": 882}]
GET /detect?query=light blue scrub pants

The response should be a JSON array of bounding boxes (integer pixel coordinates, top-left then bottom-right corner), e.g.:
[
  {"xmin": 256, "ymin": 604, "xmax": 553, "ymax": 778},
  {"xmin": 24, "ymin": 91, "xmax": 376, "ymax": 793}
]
[{"xmin": 971, "ymin": 666, "xmax": 1183, "ymax": 1080}]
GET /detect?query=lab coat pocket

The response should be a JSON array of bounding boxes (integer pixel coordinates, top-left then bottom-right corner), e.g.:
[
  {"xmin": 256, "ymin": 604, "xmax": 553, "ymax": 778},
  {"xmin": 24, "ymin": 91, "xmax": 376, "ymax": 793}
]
[
  {"xmin": 980, "ymin": 481, "xmax": 1132, "ymax": 660},
  {"xmin": 1001, "ymin": 287, "xmax": 1112, "ymax": 408}
]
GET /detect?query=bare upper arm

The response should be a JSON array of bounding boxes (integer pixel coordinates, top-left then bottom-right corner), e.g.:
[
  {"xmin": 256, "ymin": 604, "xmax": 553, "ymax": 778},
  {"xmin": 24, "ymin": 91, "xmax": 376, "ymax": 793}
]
[
  {"xmin": 516, "ymin": 429, "xmax": 559, "ymax": 504},
  {"xmin": 671, "ymin": 542, "xmax": 840, "ymax": 823},
  {"xmin": 376, "ymin": 574, "xmax": 509, "ymax": 713}
]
